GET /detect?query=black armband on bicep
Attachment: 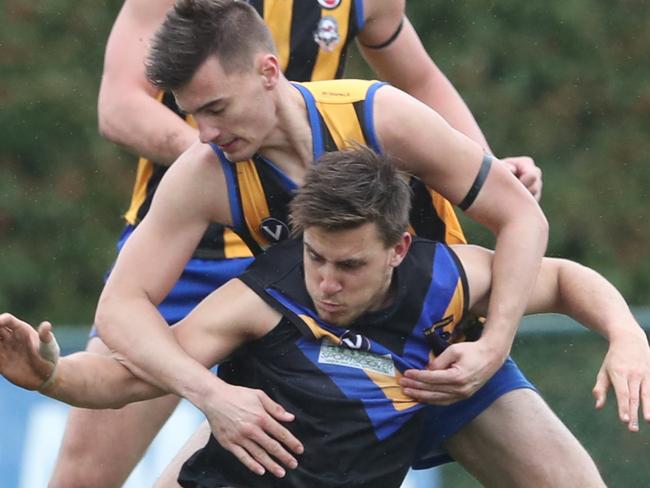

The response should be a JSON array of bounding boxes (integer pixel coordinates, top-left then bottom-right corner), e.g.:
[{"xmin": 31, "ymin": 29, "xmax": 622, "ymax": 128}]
[
  {"xmin": 359, "ymin": 17, "xmax": 404, "ymax": 50},
  {"xmin": 458, "ymin": 153, "xmax": 493, "ymax": 211}
]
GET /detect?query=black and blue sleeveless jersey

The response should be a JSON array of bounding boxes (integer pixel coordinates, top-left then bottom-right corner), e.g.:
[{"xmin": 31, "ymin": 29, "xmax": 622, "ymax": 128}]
[{"xmin": 179, "ymin": 237, "xmax": 472, "ymax": 488}]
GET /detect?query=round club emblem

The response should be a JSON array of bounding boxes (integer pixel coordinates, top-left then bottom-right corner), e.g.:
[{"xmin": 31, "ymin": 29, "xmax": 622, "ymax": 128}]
[{"xmin": 317, "ymin": 0, "xmax": 342, "ymax": 9}]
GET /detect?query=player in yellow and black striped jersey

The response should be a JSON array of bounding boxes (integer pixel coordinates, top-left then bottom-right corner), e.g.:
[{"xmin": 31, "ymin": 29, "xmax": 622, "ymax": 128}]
[
  {"xmin": 125, "ymin": 0, "xmax": 367, "ymax": 261},
  {"xmin": 215, "ymin": 79, "xmax": 466, "ymax": 256}
]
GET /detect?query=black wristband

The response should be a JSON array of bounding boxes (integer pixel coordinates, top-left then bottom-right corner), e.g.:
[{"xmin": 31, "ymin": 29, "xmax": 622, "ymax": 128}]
[
  {"xmin": 359, "ymin": 17, "xmax": 404, "ymax": 50},
  {"xmin": 458, "ymin": 153, "xmax": 493, "ymax": 211}
]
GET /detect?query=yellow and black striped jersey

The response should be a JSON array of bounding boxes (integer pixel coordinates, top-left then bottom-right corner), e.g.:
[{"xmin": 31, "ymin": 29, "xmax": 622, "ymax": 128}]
[
  {"xmin": 215, "ymin": 79, "xmax": 466, "ymax": 255},
  {"xmin": 124, "ymin": 0, "xmax": 365, "ymax": 259}
]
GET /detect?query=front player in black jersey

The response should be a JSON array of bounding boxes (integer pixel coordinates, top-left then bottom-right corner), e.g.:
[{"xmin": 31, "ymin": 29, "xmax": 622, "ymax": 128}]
[{"xmin": 3, "ymin": 147, "xmax": 647, "ymax": 486}]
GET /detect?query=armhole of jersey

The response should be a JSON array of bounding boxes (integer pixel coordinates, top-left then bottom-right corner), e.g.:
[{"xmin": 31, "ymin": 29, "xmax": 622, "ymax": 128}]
[
  {"xmin": 211, "ymin": 144, "xmax": 244, "ymax": 233},
  {"xmin": 364, "ymin": 81, "xmax": 388, "ymax": 154},
  {"xmin": 292, "ymin": 83, "xmax": 325, "ymax": 159},
  {"xmin": 353, "ymin": 0, "xmax": 365, "ymax": 31},
  {"xmin": 443, "ymin": 243, "xmax": 470, "ymax": 320}
]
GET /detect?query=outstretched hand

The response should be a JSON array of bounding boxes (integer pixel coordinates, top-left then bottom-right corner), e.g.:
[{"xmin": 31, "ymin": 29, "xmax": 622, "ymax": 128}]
[
  {"xmin": 400, "ymin": 340, "xmax": 505, "ymax": 405},
  {"xmin": 202, "ymin": 383, "xmax": 304, "ymax": 478},
  {"xmin": 592, "ymin": 333, "xmax": 650, "ymax": 432},
  {"xmin": 0, "ymin": 313, "xmax": 59, "ymax": 390}
]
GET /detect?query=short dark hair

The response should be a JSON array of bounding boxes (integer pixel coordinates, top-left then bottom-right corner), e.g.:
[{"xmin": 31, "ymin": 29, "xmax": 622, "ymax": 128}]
[
  {"xmin": 145, "ymin": 0, "xmax": 276, "ymax": 90},
  {"xmin": 289, "ymin": 145, "xmax": 413, "ymax": 247}
]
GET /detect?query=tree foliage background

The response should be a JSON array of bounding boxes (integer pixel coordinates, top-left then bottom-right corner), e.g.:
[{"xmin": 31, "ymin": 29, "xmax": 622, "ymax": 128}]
[{"xmin": 1, "ymin": 0, "xmax": 649, "ymax": 325}]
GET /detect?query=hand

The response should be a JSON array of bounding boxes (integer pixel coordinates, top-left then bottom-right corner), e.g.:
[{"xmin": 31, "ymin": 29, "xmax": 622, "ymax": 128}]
[
  {"xmin": 202, "ymin": 383, "xmax": 304, "ymax": 478},
  {"xmin": 0, "ymin": 313, "xmax": 59, "ymax": 390},
  {"xmin": 592, "ymin": 334, "xmax": 650, "ymax": 432},
  {"xmin": 502, "ymin": 155, "xmax": 542, "ymax": 201},
  {"xmin": 399, "ymin": 340, "xmax": 505, "ymax": 405}
]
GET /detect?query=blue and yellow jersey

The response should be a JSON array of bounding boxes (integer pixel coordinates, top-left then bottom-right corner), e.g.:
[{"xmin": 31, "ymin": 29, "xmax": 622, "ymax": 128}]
[
  {"xmin": 180, "ymin": 237, "xmax": 471, "ymax": 487},
  {"xmin": 124, "ymin": 0, "xmax": 365, "ymax": 259},
  {"xmin": 216, "ymin": 79, "xmax": 466, "ymax": 255}
]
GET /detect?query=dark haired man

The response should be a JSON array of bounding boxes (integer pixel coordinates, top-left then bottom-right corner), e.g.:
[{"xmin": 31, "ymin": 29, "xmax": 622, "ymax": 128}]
[
  {"xmin": 2, "ymin": 146, "xmax": 647, "ymax": 486},
  {"xmin": 54, "ymin": 0, "xmax": 543, "ymax": 485}
]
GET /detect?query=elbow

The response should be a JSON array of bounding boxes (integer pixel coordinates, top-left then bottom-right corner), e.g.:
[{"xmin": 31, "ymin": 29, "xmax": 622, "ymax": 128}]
[
  {"xmin": 97, "ymin": 105, "xmax": 121, "ymax": 144},
  {"xmin": 94, "ymin": 292, "xmax": 120, "ymax": 348}
]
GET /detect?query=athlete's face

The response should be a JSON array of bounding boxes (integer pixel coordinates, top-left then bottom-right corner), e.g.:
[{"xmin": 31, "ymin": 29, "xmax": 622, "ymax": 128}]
[
  {"xmin": 303, "ymin": 223, "xmax": 410, "ymax": 327},
  {"xmin": 174, "ymin": 55, "xmax": 278, "ymax": 161}
]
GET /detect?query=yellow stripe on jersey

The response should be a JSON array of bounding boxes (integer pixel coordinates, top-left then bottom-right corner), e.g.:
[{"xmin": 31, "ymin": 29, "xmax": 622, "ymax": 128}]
[
  {"xmin": 236, "ymin": 160, "xmax": 273, "ymax": 249},
  {"xmin": 312, "ymin": 1, "xmax": 352, "ymax": 80},
  {"xmin": 301, "ymin": 79, "xmax": 376, "ymax": 147},
  {"xmin": 442, "ymin": 277, "xmax": 466, "ymax": 335},
  {"xmin": 365, "ymin": 370, "xmax": 418, "ymax": 411},
  {"xmin": 299, "ymin": 313, "xmax": 417, "ymax": 411},
  {"xmin": 223, "ymin": 228, "xmax": 254, "ymax": 258},
  {"xmin": 264, "ymin": 0, "xmax": 293, "ymax": 73},
  {"xmin": 430, "ymin": 190, "xmax": 467, "ymax": 244},
  {"xmin": 124, "ymin": 156, "xmax": 154, "ymax": 225},
  {"xmin": 298, "ymin": 314, "xmax": 343, "ymax": 344}
]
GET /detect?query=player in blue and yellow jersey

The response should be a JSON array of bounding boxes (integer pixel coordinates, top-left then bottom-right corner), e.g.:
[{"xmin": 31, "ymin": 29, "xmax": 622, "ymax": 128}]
[
  {"xmin": 90, "ymin": 0, "xmax": 549, "ymax": 483},
  {"xmin": 2, "ymin": 146, "xmax": 646, "ymax": 486},
  {"xmin": 54, "ymin": 0, "xmax": 544, "ymax": 486}
]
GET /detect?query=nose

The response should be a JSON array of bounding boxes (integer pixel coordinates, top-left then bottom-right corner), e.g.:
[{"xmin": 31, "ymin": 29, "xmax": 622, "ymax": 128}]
[
  {"xmin": 197, "ymin": 118, "xmax": 221, "ymax": 144},
  {"xmin": 319, "ymin": 265, "xmax": 342, "ymax": 296}
]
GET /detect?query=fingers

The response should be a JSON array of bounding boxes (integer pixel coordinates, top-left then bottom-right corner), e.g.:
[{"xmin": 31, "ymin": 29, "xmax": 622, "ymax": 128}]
[
  {"xmin": 260, "ymin": 395, "xmax": 303, "ymax": 455},
  {"xmin": 627, "ymin": 376, "xmax": 641, "ymax": 432},
  {"xmin": 592, "ymin": 368, "xmax": 610, "ymax": 410},
  {"xmin": 642, "ymin": 379, "xmax": 650, "ymax": 425},
  {"xmin": 38, "ymin": 321, "xmax": 53, "ymax": 343}
]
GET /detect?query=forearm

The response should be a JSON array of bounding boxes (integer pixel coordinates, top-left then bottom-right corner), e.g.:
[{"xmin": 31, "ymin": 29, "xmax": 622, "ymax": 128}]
[
  {"xmin": 555, "ymin": 261, "xmax": 647, "ymax": 343},
  {"xmin": 40, "ymin": 352, "xmax": 163, "ymax": 409},
  {"xmin": 479, "ymin": 212, "xmax": 548, "ymax": 357},
  {"xmin": 95, "ymin": 295, "xmax": 224, "ymax": 412},
  {"xmin": 98, "ymin": 89, "xmax": 197, "ymax": 165}
]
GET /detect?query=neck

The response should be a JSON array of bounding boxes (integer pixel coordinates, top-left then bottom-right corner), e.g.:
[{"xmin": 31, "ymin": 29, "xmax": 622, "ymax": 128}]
[{"xmin": 258, "ymin": 77, "xmax": 313, "ymax": 182}]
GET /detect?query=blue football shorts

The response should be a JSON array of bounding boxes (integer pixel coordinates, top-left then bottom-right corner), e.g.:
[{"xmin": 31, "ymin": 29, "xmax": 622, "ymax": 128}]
[
  {"xmin": 412, "ymin": 357, "xmax": 535, "ymax": 469},
  {"xmin": 90, "ymin": 225, "xmax": 254, "ymax": 337}
]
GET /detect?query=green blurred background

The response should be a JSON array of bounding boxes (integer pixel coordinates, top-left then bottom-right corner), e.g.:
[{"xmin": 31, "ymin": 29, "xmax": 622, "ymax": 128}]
[{"xmin": 1, "ymin": 0, "xmax": 649, "ymax": 484}]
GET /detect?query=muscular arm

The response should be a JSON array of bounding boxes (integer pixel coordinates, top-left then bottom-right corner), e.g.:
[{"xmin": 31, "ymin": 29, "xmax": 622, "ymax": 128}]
[
  {"xmin": 98, "ymin": 0, "xmax": 197, "ymax": 164},
  {"xmin": 359, "ymin": 1, "xmax": 542, "ymax": 200},
  {"xmin": 94, "ymin": 143, "xmax": 234, "ymax": 409},
  {"xmin": 375, "ymin": 85, "xmax": 548, "ymax": 394},
  {"xmin": 456, "ymin": 245, "xmax": 650, "ymax": 431}
]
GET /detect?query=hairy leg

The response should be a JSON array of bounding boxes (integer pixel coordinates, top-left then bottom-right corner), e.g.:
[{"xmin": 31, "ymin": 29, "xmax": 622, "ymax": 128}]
[
  {"xmin": 444, "ymin": 389, "xmax": 605, "ymax": 488},
  {"xmin": 49, "ymin": 337, "xmax": 180, "ymax": 488},
  {"xmin": 155, "ymin": 420, "xmax": 211, "ymax": 488}
]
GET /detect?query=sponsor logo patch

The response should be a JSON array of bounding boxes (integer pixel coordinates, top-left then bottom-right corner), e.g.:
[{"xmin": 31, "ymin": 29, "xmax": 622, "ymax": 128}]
[{"xmin": 318, "ymin": 339, "xmax": 395, "ymax": 376}]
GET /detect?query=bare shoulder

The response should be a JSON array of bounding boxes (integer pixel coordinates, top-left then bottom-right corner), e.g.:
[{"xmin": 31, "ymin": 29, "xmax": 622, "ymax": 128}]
[
  {"xmin": 156, "ymin": 141, "xmax": 232, "ymax": 225},
  {"xmin": 191, "ymin": 278, "xmax": 282, "ymax": 341}
]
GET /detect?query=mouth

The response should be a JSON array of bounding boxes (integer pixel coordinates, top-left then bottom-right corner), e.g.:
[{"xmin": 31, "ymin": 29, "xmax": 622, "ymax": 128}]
[
  {"xmin": 217, "ymin": 138, "xmax": 238, "ymax": 151},
  {"xmin": 317, "ymin": 300, "xmax": 343, "ymax": 313}
]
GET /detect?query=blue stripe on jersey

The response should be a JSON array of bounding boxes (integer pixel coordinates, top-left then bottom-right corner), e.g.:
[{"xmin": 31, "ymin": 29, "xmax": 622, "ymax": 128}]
[
  {"xmin": 354, "ymin": 0, "xmax": 365, "ymax": 31},
  {"xmin": 210, "ymin": 144, "xmax": 244, "ymax": 233},
  {"xmin": 294, "ymin": 336, "xmax": 424, "ymax": 440},
  {"xmin": 364, "ymin": 81, "xmax": 388, "ymax": 153},
  {"xmin": 258, "ymin": 156, "xmax": 299, "ymax": 191},
  {"xmin": 402, "ymin": 244, "xmax": 460, "ymax": 362},
  {"xmin": 291, "ymin": 83, "xmax": 324, "ymax": 158}
]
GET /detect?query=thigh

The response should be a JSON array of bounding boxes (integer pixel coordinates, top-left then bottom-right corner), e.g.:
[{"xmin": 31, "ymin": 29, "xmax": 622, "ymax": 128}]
[
  {"xmin": 49, "ymin": 337, "xmax": 181, "ymax": 488},
  {"xmin": 444, "ymin": 389, "xmax": 605, "ymax": 488},
  {"xmin": 155, "ymin": 420, "xmax": 212, "ymax": 488}
]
